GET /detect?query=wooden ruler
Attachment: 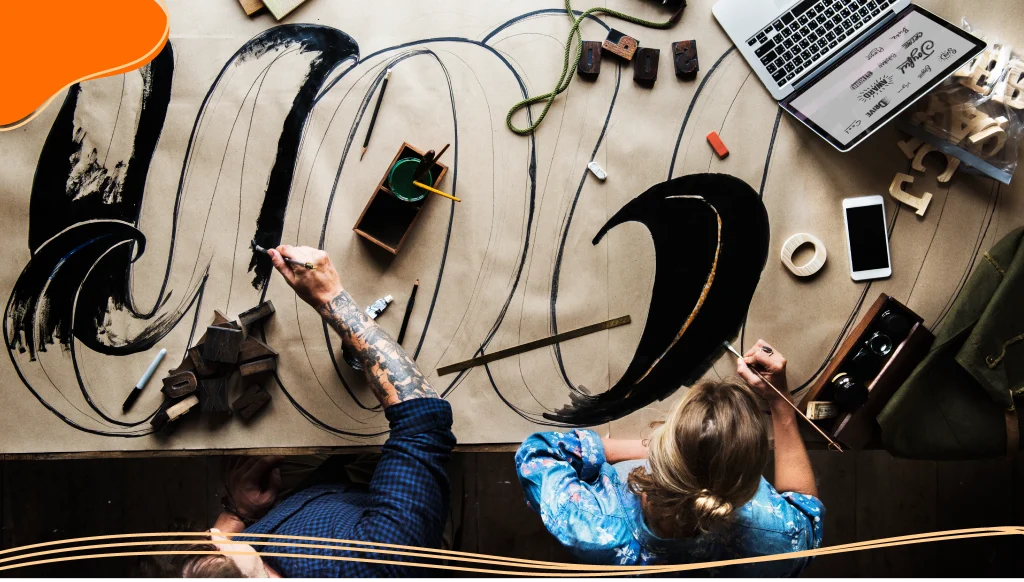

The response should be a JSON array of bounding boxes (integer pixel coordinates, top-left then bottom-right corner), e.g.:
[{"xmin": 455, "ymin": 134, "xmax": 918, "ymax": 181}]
[{"xmin": 436, "ymin": 316, "xmax": 631, "ymax": 376}]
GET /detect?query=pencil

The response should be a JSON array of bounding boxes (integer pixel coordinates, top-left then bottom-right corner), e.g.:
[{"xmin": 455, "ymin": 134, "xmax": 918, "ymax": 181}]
[
  {"xmin": 361, "ymin": 68, "xmax": 392, "ymax": 160},
  {"xmin": 396, "ymin": 279, "xmax": 419, "ymax": 345},
  {"xmin": 412, "ymin": 181, "xmax": 461, "ymax": 202}
]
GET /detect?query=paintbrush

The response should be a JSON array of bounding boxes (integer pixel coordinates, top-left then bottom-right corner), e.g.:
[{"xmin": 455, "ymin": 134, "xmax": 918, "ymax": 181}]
[
  {"xmin": 412, "ymin": 143, "xmax": 450, "ymax": 182},
  {"xmin": 251, "ymin": 241, "xmax": 316, "ymax": 270},
  {"xmin": 723, "ymin": 342, "xmax": 843, "ymax": 451},
  {"xmin": 396, "ymin": 279, "xmax": 418, "ymax": 345},
  {"xmin": 412, "ymin": 181, "xmax": 461, "ymax": 202},
  {"xmin": 360, "ymin": 68, "xmax": 392, "ymax": 160}
]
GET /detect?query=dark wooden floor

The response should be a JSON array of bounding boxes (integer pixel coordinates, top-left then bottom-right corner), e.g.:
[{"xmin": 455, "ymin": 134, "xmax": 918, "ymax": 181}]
[{"xmin": 1, "ymin": 451, "xmax": 1022, "ymax": 576}]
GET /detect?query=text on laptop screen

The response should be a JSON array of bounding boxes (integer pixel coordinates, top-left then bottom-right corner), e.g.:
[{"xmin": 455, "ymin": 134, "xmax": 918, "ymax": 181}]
[{"xmin": 789, "ymin": 9, "xmax": 978, "ymax": 146}]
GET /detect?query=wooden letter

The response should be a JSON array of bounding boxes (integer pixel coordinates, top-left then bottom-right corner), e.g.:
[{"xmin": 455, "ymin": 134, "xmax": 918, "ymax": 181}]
[
  {"xmin": 238, "ymin": 336, "xmax": 278, "ymax": 363},
  {"xmin": 888, "ymin": 173, "xmax": 932, "ymax": 217},
  {"xmin": 188, "ymin": 345, "xmax": 220, "ymax": 377},
  {"xmin": 959, "ymin": 46, "xmax": 1011, "ymax": 96},
  {"xmin": 199, "ymin": 377, "xmax": 230, "ymax": 413},
  {"xmin": 232, "ymin": 384, "xmax": 272, "ymax": 420},
  {"xmin": 633, "ymin": 47, "xmax": 660, "ymax": 84},
  {"xmin": 238, "ymin": 300, "xmax": 276, "ymax": 329},
  {"xmin": 780, "ymin": 233, "xmax": 827, "ymax": 278},
  {"xmin": 672, "ymin": 40, "xmax": 699, "ymax": 77},
  {"xmin": 577, "ymin": 41, "xmax": 602, "ymax": 79},
  {"xmin": 162, "ymin": 371, "xmax": 198, "ymax": 399},
  {"xmin": 203, "ymin": 326, "xmax": 243, "ymax": 364},
  {"xmin": 239, "ymin": 357, "xmax": 278, "ymax": 378},
  {"xmin": 968, "ymin": 125, "xmax": 1008, "ymax": 157},
  {"xmin": 602, "ymin": 29, "xmax": 638, "ymax": 61},
  {"xmin": 897, "ymin": 136, "xmax": 923, "ymax": 159},
  {"xmin": 994, "ymin": 59, "xmax": 1024, "ymax": 109}
]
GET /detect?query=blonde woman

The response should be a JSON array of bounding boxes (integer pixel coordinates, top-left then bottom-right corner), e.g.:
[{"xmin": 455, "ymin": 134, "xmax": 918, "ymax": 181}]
[{"xmin": 515, "ymin": 340, "xmax": 823, "ymax": 576}]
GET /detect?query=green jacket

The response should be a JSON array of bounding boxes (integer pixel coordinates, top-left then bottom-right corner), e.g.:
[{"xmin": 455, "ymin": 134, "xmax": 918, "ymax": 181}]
[{"xmin": 879, "ymin": 227, "xmax": 1024, "ymax": 460}]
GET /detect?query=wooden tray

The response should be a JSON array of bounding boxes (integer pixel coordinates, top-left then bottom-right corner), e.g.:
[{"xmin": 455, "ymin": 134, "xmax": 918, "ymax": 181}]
[
  {"xmin": 353, "ymin": 142, "xmax": 449, "ymax": 254},
  {"xmin": 800, "ymin": 293, "xmax": 935, "ymax": 450}
]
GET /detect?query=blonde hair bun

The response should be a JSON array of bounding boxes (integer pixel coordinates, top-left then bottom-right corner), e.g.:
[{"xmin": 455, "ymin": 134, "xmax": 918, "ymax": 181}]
[{"xmin": 693, "ymin": 489, "xmax": 734, "ymax": 520}]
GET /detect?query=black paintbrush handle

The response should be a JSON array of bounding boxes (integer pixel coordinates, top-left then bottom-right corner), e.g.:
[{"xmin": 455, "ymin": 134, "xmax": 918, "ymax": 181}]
[
  {"xmin": 396, "ymin": 282, "xmax": 419, "ymax": 345},
  {"xmin": 362, "ymin": 75, "xmax": 390, "ymax": 149}
]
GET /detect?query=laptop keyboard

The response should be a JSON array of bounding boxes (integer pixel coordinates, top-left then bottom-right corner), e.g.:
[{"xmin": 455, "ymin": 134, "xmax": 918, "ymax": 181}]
[{"xmin": 746, "ymin": 0, "xmax": 896, "ymax": 87}]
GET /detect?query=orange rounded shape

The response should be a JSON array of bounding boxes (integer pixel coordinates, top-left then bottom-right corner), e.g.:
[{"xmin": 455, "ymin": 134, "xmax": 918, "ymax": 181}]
[{"xmin": 0, "ymin": 0, "xmax": 169, "ymax": 129}]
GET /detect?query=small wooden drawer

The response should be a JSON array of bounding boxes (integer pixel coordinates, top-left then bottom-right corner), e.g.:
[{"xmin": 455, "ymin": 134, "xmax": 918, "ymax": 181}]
[{"xmin": 353, "ymin": 142, "xmax": 449, "ymax": 255}]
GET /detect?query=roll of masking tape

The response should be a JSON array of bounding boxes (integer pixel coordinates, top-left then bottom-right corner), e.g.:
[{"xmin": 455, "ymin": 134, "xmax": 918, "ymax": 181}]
[{"xmin": 781, "ymin": 233, "xmax": 826, "ymax": 277}]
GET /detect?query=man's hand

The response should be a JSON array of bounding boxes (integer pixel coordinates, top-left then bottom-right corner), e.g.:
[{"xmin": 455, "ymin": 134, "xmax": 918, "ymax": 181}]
[
  {"xmin": 735, "ymin": 339, "xmax": 790, "ymax": 405},
  {"xmin": 268, "ymin": 245, "xmax": 343, "ymax": 308},
  {"xmin": 224, "ymin": 456, "xmax": 283, "ymax": 522}
]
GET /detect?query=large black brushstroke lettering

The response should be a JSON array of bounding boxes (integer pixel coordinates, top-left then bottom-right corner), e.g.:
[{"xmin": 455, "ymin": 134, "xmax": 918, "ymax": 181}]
[
  {"xmin": 5, "ymin": 25, "xmax": 361, "ymax": 436},
  {"xmin": 248, "ymin": 27, "xmax": 359, "ymax": 289},
  {"xmin": 543, "ymin": 174, "xmax": 770, "ymax": 425}
]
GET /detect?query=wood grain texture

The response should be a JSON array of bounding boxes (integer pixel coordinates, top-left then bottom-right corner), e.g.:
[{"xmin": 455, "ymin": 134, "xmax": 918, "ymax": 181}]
[
  {"xmin": 237, "ymin": 0, "xmax": 265, "ymax": 16},
  {"xmin": 780, "ymin": 232, "xmax": 827, "ymax": 277},
  {"xmin": 262, "ymin": 0, "xmax": 308, "ymax": 20},
  {"xmin": 855, "ymin": 452, "xmax": 938, "ymax": 577}
]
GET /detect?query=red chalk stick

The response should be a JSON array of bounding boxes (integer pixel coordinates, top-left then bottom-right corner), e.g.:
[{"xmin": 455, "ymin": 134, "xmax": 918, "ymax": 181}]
[{"xmin": 706, "ymin": 131, "xmax": 729, "ymax": 158}]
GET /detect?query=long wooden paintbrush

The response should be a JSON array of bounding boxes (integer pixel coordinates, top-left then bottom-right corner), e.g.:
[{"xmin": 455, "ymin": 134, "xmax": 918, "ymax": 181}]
[
  {"xmin": 251, "ymin": 241, "xmax": 316, "ymax": 270},
  {"xmin": 412, "ymin": 143, "xmax": 451, "ymax": 182},
  {"xmin": 360, "ymin": 68, "xmax": 392, "ymax": 160},
  {"xmin": 723, "ymin": 342, "xmax": 843, "ymax": 451}
]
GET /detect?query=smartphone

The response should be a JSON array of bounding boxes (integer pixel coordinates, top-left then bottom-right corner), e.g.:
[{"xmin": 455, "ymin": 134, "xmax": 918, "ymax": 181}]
[{"xmin": 842, "ymin": 195, "xmax": 892, "ymax": 281}]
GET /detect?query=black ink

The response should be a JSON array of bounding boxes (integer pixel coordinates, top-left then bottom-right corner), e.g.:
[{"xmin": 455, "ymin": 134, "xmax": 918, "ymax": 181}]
[
  {"xmin": 901, "ymin": 32, "xmax": 923, "ymax": 50},
  {"xmin": 857, "ymin": 75, "xmax": 894, "ymax": 102},
  {"xmin": 850, "ymin": 70, "xmax": 874, "ymax": 90},
  {"xmin": 897, "ymin": 40, "xmax": 935, "ymax": 74},
  {"xmin": 865, "ymin": 97, "xmax": 892, "ymax": 118},
  {"xmin": 247, "ymin": 26, "xmax": 360, "ymax": 289},
  {"xmin": 543, "ymin": 174, "xmax": 770, "ymax": 425}
]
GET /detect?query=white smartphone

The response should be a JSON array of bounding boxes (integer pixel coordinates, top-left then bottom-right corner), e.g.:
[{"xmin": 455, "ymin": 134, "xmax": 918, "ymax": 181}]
[{"xmin": 842, "ymin": 195, "xmax": 892, "ymax": 281}]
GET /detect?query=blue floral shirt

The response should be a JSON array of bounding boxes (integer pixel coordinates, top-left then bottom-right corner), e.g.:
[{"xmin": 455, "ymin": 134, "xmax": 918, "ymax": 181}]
[{"xmin": 515, "ymin": 429, "xmax": 825, "ymax": 577}]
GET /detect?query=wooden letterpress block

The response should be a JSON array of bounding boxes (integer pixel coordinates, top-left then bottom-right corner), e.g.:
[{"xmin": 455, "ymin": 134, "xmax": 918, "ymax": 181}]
[
  {"xmin": 238, "ymin": 301, "xmax": 276, "ymax": 329},
  {"xmin": 162, "ymin": 371, "xmax": 198, "ymax": 399},
  {"xmin": 188, "ymin": 345, "xmax": 220, "ymax": 377},
  {"xmin": 239, "ymin": 357, "xmax": 277, "ymax": 378},
  {"xmin": 203, "ymin": 326, "xmax": 243, "ymax": 364},
  {"xmin": 232, "ymin": 384, "xmax": 272, "ymax": 420},
  {"xmin": 167, "ymin": 351, "xmax": 195, "ymax": 377},
  {"xmin": 151, "ymin": 394, "xmax": 199, "ymax": 435},
  {"xmin": 602, "ymin": 29, "xmax": 638, "ymax": 61},
  {"xmin": 199, "ymin": 377, "xmax": 230, "ymax": 413},
  {"xmin": 633, "ymin": 47, "xmax": 660, "ymax": 84},
  {"xmin": 577, "ymin": 40, "xmax": 602, "ymax": 79},
  {"xmin": 238, "ymin": 336, "xmax": 278, "ymax": 363},
  {"xmin": 673, "ymin": 40, "xmax": 699, "ymax": 77}
]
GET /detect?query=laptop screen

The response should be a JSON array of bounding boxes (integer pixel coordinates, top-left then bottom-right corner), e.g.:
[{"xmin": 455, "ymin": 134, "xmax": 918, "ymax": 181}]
[{"xmin": 785, "ymin": 6, "xmax": 985, "ymax": 149}]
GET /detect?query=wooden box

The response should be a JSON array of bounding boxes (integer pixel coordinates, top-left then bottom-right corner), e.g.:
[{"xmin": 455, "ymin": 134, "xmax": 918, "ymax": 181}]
[
  {"xmin": 353, "ymin": 142, "xmax": 449, "ymax": 254},
  {"xmin": 801, "ymin": 294, "xmax": 934, "ymax": 450}
]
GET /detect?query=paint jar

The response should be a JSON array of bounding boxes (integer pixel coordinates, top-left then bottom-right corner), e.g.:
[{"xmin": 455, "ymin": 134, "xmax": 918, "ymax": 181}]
[
  {"xmin": 831, "ymin": 372, "xmax": 868, "ymax": 410},
  {"xmin": 388, "ymin": 158, "xmax": 435, "ymax": 203}
]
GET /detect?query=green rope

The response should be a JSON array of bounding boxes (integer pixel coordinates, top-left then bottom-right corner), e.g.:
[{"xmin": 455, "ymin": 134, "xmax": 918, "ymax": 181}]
[{"xmin": 505, "ymin": 0, "xmax": 685, "ymax": 136}]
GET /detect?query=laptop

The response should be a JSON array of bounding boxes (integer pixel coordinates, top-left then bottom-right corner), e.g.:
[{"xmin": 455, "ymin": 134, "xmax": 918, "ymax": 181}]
[{"xmin": 712, "ymin": 0, "xmax": 986, "ymax": 151}]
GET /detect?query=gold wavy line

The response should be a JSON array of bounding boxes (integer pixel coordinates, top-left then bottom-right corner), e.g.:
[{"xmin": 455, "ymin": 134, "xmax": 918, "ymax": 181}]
[
  {"xmin": 0, "ymin": 0, "xmax": 170, "ymax": 131},
  {"xmin": 0, "ymin": 527, "xmax": 1021, "ymax": 575}
]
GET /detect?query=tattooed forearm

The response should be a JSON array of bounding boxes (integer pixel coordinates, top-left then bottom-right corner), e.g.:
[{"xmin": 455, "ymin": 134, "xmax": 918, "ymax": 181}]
[{"xmin": 318, "ymin": 291, "xmax": 438, "ymax": 406}]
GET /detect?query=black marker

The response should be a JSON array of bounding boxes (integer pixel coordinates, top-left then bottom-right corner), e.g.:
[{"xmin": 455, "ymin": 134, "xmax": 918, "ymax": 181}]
[{"xmin": 122, "ymin": 348, "xmax": 166, "ymax": 412}]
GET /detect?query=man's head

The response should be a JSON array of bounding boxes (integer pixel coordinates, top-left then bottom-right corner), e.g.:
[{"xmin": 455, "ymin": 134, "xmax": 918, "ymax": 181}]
[
  {"xmin": 628, "ymin": 379, "xmax": 769, "ymax": 539},
  {"xmin": 138, "ymin": 541, "xmax": 243, "ymax": 577},
  {"xmin": 138, "ymin": 531, "xmax": 271, "ymax": 578}
]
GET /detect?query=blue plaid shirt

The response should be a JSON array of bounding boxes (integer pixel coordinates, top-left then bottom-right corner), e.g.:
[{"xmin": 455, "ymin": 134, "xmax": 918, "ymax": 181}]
[{"xmin": 242, "ymin": 398, "xmax": 455, "ymax": 577}]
